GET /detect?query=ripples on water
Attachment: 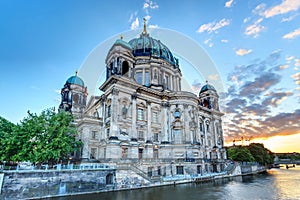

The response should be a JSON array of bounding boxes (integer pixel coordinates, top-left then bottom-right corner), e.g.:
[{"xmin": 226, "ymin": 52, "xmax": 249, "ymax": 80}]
[{"xmin": 53, "ymin": 165, "xmax": 300, "ymax": 200}]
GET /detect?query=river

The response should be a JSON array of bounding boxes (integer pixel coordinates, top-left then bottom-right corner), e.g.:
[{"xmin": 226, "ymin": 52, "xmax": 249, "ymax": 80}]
[{"xmin": 52, "ymin": 165, "xmax": 300, "ymax": 200}]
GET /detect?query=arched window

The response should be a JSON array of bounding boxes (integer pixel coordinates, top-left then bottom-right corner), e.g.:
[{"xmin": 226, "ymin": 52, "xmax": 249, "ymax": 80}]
[
  {"xmin": 122, "ymin": 61, "xmax": 129, "ymax": 76},
  {"xmin": 73, "ymin": 94, "xmax": 79, "ymax": 104}
]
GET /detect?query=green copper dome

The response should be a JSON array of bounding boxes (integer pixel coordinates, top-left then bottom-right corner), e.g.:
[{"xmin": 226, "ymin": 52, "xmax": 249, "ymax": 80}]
[
  {"xmin": 114, "ymin": 39, "xmax": 132, "ymax": 49},
  {"xmin": 200, "ymin": 83, "xmax": 216, "ymax": 93},
  {"xmin": 66, "ymin": 75, "xmax": 84, "ymax": 87},
  {"xmin": 128, "ymin": 33, "xmax": 178, "ymax": 66}
]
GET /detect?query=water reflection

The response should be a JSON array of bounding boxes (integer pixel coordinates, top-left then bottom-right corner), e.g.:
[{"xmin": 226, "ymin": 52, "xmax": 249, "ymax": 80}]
[{"xmin": 51, "ymin": 166, "xmax": 300, "ymax": 200}]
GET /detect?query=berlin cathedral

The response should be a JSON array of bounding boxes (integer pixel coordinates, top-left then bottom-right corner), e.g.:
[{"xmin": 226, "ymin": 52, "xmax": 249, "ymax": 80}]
[{"xmin": 59, "ymin": 22, "xmax": 226, "ymax": 178}]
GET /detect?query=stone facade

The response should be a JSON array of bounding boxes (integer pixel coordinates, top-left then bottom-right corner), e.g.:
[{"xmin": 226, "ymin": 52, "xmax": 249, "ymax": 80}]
[{"xmin": 59, "ymin": 24, "xmax": 226, "ymax": 179}]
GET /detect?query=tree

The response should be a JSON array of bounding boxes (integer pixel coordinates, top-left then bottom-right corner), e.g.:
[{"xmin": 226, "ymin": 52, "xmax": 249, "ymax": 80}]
[
  {"xmin": 0, "ymin": 108, "xmax": 82, "ymax": 164},
  {"xmin": 0, "ymin": 116, "xmax": 17, "ymax": 162},
  {"xmin": 227, "ymin": 146, "xmax": 255, "ymax": 162},
  {"xmin": 247, "ymin": 143, "xmax": 274, "ymax": 165}
]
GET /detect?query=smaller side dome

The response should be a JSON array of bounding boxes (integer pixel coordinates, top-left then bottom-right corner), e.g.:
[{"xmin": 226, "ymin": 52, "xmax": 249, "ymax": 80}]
[
  {"xmin": 199, "ymin": 83, "xmax": 216, "ymax": 94},
  {"xmin": 66, "ymin": 72, "xmax": 84, "ymax": 87},
  {"xmin": 114, "ymin": 39, "xmax": 132, "ymax": 50}
]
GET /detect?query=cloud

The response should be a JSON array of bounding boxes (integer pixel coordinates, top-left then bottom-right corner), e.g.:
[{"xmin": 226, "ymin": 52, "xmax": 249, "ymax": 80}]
[
  {"xmin": 221, "ymin": 39, "xmax": 229, "ymax": 43},
  {"xmin": 222, "ymin": 50, "xmax": 300, "ymax": 142},
  {"xmin": 286, "ymin": 55, "xmax": 295, "ymax": 63},
  {"xmin": 131, "ymin": 17, "xmax": 139, "ymax": 30},
  {"xmin": 149, "ymin": 24, "xmax": 159, "ymax": 29},
  {"xmin": 191, "ymin": 80, "xmax": 202, "ymax": 92},
  {"xmin": 225, "ymin": 0, "xmax": 234, "ymax": 8},
  {"xmin": 197, "ymin": 18, "xmax": 231, "ymax": 34},
  {"xmin": 252, "ymin": 3, "xmax": 266, "ymax": 16},
  {"xmin": 264, "ymin": 0, "xmax": 300, "ymax": 18},
  {"xmin": 262, "ymin": 91, "xmax": 293, "ymax": 107},
  {"xmin": 128, "ymin": 11, "xmax": 138, "ymax": 23},
  {"xmin": 281, "ymin": 13, "xmax": 299, "ymax": 22},
  {"xmin": 292, "ymin": 72, "xmax": 300, "ymax": 84},
  {"xmin": 282, "ymin": 28, "xmax": 300, "ymax": 39},
  {"xmin": 143, "ymin": 0, "xmax": 159, "ymax": 14},
  {"xmin": 208, "ymin": 74, "xmax": 219, "ymax": 81},
  {"xmin": 244, "ymin": 18, "xmax": 265, "ymax": 37},
  {"xmin": 239, "ymin": 72, "xmax": 281, "ymax": 99},
  {"xmin": 259, "ymin": 109, "xmax": 300, "ymax": 137},
  {"xmin": 144, "ymin": 15, "xmax": 151, "ymax": 21},
  {"xmin": 204, "ymin": 38, "xmax": 214, "ymax": 47},
  {"xmin": 235, "ymin": 48, "xmax": 253, "ymax": 56},
  {"xmin": 295, "ymin": 59, "xmax": 300, "ymax": 67}
]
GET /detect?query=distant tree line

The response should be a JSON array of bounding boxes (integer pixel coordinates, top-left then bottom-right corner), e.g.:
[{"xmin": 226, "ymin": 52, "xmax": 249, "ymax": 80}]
[
  {"xmin": 276, "ymin": 153, "xmax": 300, "ymax": 160},
  {"xmin": 0, "ymin": 108, "xmax": 82, "ymax": 165},
  {"xmin": 227, "ymin": 143, "xmax": 274, "ymax": 165}
]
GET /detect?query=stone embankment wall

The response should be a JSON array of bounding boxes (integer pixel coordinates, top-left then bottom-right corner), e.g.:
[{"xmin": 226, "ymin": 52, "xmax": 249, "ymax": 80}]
[{"xmin": 0, "ymin": 169, "xmax": 116, "ymax": 199}]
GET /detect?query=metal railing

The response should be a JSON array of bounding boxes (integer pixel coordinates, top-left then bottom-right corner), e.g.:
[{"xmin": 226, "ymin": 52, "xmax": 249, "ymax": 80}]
[{"xmin": 0, "ymin": 163, "xmax": 115, "ymax": 172}]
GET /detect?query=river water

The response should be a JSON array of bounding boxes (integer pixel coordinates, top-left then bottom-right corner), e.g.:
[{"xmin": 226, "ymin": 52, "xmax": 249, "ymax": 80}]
[{"xmin": 53, "ymin": 165, "xmax": 300, "ymax": 200}]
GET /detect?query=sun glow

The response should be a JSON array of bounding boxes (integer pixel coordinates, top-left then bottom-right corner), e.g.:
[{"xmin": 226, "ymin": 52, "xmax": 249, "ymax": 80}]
[{"xmin": 225, "ymin": 132, "xmax": 300, "ymax": 153}]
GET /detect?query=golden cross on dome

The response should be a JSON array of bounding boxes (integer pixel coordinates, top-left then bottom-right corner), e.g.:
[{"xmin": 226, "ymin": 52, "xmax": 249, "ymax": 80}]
[
  {"xmin": 143, "ymin": 17, "xmax": 147, "ymax": 34},
  {"xmin": 120, "ymin": 34, "xmax": 123, "ymax": 40},
  {"xmin": 75, "ymin": 70, "xmax": 78, "ymax": 76}
]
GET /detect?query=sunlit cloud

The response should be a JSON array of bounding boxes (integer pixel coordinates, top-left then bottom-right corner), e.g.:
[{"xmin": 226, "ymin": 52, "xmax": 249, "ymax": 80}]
[
  {"xmin": 264, "ymin": 0, "xmax": 300, "ymax": 18},
  {"xmin": 280, "ymin": 65, "xmax": 289, "ymax": 70},
  {"xmin": 131, "ymin": 17, "xmax": 139, "ymax": 30},
  {"xmin": 235, "ymin": 48, "xmax": 252, "ymax": 56},
  {"xmin": 223, "ymin": 50, "xmax": 300, "ymax": 145},
  {"xmin": 292, "ymin": 72, "xmax": 300, "ymax": 84},
  {"xmin": 263, "ymin": 91, "xmax": 293, "ymax": 107},
  {"xmin": 282, "ymin": 27, "xmax": 300, "ymax": 39},
  {"xmin": 197, "ymin": 18, "xmax": 231, "ymax": 34},
  {"xmin": 286, "ymin": 55, "xmax": 295, "ymax": 63},
  {"xmin": 221, "ymin": 39, "xmax": 229, "ymax": 43},
  {"xmin": 295, "ymin": 59, "xmax": 300, "ymax": 67},
  {"xmin": 208, "ymin": 74, "xmax": 219, "ymax": 81},
  {"xmin": 225, "ymin": 0, "xmax": 234, "ymax": 8},
  {"xmin": 244, "ymin": 18, "xmax": 265, "ymax": 37}
]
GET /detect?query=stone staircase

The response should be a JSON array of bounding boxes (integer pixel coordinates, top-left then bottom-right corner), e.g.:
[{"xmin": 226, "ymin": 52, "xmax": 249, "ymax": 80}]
[{"xmin": 116, "ymin": 163, "xmax": 160, "ymax": 183}]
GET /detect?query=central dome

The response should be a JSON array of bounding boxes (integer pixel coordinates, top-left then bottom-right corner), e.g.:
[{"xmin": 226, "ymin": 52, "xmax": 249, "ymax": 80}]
[{"xmin": 129, "ymin": 33, "xmax": 177, "ymax": 66}]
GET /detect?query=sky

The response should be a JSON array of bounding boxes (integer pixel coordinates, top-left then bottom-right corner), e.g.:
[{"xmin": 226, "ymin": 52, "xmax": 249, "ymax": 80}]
[{"xmin": 0, "ymin": 0, "xmax": 299, "ymax": 153}]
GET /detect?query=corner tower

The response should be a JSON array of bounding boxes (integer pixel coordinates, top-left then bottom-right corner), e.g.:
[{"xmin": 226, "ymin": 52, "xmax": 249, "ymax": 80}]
[{"xmin": 59, "ymin": 71, "xmax": 88, "ymax": 117}]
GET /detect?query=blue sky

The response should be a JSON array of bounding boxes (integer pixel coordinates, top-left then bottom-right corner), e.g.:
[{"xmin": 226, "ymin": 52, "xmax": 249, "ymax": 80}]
[{"xmin": 1, "ymin": 0, "xmax": 299, "ymax": 152}]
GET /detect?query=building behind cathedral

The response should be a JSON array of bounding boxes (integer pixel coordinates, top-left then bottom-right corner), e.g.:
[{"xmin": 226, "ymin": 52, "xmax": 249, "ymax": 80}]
[{"xmin": 59, "ymin": 23, "xmax": 226, "ymax": 178}]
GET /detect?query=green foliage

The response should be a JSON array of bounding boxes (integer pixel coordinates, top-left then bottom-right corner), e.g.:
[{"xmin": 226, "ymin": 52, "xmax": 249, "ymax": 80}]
[
  {"xmin": 227, "ymin": 143, "xmax": 274, "ymax": 165},
  {"xmin": 0, "ymin": 109, "xmax": 82, "ymax": 164},
  {"xmin": 0, "ymin": 117, "xmax": 17, "ymax": 162},
  {"xmin": 227, "ymin": 146, "xmax": 255, "ymax": 162},
  {"xmin": 247, "ymin": 143, "xmax": 274, "ymax": 165}
]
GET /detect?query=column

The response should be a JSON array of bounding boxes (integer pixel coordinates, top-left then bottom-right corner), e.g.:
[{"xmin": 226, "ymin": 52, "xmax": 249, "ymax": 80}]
[
  {"xmin": 162, "ymin": 102, "xmax": 169, "ymax": 142},
  {"xmin": 111, "ymin": 88, "xmax": 119, "ymax": 137},
  {"xmin": 131, "ymin": 94, "xmax": 137, "ymax": 139},
  {"xmin": 147, "ymin": 101, "xmax": 152, "ymax": 141}
]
